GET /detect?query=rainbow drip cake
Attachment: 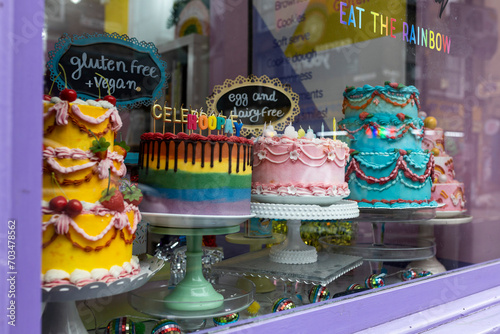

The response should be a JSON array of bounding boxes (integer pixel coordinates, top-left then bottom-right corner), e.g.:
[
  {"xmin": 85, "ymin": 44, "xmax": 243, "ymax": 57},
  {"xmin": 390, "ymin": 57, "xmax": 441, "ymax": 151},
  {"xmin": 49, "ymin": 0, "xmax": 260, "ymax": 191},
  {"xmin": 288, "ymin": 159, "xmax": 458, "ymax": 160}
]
[
  {"xmin": 42, "ymin": 97, "xmax": 140, "ymax": 287},
  {"xmin": 138, "ymin": 132, "xmax": 253, "ymax": 215},
  {"xmin": 340, "ymin": 83, "xmax": 437, "ymax": 209},
  {"xmin": 422, "ymin": 117, "xmax": 466, "ymax": 214},
  {"xmin": 251, "ymin": 124, "xmax": 350, "ymax": 204}
]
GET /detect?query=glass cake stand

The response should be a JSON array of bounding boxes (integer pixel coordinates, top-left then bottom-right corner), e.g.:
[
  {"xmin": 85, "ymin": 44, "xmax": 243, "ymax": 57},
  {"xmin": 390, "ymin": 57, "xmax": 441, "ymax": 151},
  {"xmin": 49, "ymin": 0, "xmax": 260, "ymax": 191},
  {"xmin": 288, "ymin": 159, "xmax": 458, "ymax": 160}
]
[
  {"xmin": 250, "ymin": 200, "xmax": 360, "ymax": 264},
  {"xmin": 138, "ymin": 212, "xmax": 255, "ymax": 317},
  {"xmin": 320, "ymin": 208, "xmax": 474, "ymax": 278},
  {"xmin": 42, "ymin": 257, "xmax": 164, "ymax": 334}
]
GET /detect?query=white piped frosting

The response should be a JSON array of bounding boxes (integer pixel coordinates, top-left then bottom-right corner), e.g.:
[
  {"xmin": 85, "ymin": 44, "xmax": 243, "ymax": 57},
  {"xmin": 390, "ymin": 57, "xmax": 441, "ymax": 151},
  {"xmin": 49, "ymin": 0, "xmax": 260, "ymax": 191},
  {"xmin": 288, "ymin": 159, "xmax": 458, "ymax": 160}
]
[
  {"xmin": 70, "ymin": 269, "xmax": 92, "ymax": 284},
  {"xmin": 90, "ymin": 268, "xmax": 108, "ymax": 281},
  {"xmin": 42, "ymin": 259, "xmax": 140, "ymax": 286},
  {"xmin": 109, "ymin": 265, "xmax": 123, "ymax": 278},
  {"xmin": 44, "ymin": 269, "xmax": 70, "ymax": 282}
]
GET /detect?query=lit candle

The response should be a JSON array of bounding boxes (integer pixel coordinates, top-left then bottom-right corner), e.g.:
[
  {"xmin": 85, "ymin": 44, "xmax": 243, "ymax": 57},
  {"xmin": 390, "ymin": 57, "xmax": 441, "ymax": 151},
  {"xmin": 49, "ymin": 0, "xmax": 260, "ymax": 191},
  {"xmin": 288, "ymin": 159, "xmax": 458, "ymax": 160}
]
[
  {"xmin": 263, "ymin": 123, "xmax": 275, "ymax": 137},
  {"xmin": 333, "ymin": 117, "xmax": 336, "ymax": 141},
  {"xmin": 297, "ymin": 126, "xmax": 305, "ymax": 138}
]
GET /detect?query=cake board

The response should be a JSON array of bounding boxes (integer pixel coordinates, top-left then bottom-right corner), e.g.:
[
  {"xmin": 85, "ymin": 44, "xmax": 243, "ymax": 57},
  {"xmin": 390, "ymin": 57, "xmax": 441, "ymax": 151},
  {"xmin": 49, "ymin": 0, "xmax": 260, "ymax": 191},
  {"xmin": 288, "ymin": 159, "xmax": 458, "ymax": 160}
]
[
  {"xmin": 250, "ymin": 200, "xmax": 360, "ymax": 265},
  {"xmin": 42, "ymin": 257, "xmax": 164, "ymax": 334}
]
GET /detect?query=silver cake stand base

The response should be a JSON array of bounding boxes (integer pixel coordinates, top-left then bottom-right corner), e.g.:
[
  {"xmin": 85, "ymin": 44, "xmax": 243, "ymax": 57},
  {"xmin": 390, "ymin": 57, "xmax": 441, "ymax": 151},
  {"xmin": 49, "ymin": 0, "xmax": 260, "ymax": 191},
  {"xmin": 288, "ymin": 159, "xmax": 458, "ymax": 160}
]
[{"xmin": 41, "ymin": 258, "xmax": 163, "ymax": 334}]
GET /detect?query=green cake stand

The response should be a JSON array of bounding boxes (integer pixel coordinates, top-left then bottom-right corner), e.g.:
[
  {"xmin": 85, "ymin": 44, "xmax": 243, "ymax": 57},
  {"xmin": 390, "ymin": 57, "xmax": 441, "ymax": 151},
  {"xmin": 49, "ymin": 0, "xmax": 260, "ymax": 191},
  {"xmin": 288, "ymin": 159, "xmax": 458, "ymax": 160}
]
[
  {"xmin": 150, "ymin": 225, "xmax": 238, "ymax": 311},
  {"xmin": 135, "ymin": 212, "xmax": 254, "ymax": 316}
]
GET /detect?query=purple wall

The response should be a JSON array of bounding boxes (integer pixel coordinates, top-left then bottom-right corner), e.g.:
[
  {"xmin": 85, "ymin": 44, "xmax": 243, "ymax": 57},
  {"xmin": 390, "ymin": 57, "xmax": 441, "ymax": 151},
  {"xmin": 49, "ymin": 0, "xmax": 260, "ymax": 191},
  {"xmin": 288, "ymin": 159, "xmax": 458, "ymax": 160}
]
[{"xmin": 1, "ymin": 0, "xmax": 44, "ymax": 333}]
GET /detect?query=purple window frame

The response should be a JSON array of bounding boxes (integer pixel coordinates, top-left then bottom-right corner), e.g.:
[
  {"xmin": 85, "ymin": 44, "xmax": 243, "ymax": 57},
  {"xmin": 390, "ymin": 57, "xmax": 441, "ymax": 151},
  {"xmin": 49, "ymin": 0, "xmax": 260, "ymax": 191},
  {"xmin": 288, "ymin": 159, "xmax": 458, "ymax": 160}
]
[{"xmin": 3, "ymin": 0, "xmax": 500, "ymax": 333}]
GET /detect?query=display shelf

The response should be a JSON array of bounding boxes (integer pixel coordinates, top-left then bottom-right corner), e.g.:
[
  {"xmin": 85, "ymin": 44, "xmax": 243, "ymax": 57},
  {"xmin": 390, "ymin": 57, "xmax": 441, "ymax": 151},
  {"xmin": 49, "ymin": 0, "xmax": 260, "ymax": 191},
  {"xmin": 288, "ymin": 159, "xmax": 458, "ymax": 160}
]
[
  {"xmin": 142, "ymin": 212, "xmax": 254, "ymax": 228},
  {"xmin": 213, "ymin": 248, "xmax": 363, "ymax": 286},
  {"xmin": 42, "ymin": 258, "xmax": 164, "ymax": 334},
  {"xmin": 251, "ymin": 201, "xmax": 359, "ymax": 264},
  {"xmin": 128, "ymin": 275, "xmax": 255, "ymax": 319},
  {"xmin": 355, "ymin": 206, "xmax": 437, "ymax": 223},
  {"xmin": 405, "ymin": 214, "xmax": 473, "ymax": 225},
  {"xmin": 319, "ymin": 236, "xmax": 435, "ymax": 262},
  {"xmin": 225, "ymin": 233, "xmax": 286, "ymax": 252}
]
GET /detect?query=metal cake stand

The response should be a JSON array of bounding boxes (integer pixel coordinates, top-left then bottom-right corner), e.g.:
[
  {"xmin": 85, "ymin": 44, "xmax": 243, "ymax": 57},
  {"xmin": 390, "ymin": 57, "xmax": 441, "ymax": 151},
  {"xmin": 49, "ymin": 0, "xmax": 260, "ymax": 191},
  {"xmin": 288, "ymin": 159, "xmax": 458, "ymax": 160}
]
[{"xmin": 41, "ymin": 257, "xmax": 164, "ymax": 334}]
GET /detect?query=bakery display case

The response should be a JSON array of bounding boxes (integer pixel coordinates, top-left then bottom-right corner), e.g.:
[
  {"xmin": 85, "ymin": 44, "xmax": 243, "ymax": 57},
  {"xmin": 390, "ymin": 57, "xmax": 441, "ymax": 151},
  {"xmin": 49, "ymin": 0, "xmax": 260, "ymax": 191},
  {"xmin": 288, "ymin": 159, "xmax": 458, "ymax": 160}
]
[{"xmin": 5, "ymin": 0, "xmax": 500, "ymax": 333}]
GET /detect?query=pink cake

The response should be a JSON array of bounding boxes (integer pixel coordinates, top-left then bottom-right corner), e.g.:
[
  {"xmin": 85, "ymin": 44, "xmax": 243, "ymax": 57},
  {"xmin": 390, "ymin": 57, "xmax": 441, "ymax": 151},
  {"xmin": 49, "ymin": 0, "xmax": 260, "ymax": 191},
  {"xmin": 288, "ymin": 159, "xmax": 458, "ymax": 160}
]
[
  {"xmin": 251, "ymin": 125, "xmax": 350, "ymax": 204},
  {"xmin": 422, "ymin": 118, "xmax": 466, "ymax": 215}
]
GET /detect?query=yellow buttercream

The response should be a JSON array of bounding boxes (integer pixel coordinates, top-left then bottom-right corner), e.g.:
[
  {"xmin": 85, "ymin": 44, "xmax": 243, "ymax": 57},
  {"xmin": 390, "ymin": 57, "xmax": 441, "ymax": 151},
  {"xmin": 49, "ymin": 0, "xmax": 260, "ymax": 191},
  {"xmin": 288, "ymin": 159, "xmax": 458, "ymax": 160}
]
[{"xmin": 42, "ymin": 102, "xmax": 136, "ymax": 279}]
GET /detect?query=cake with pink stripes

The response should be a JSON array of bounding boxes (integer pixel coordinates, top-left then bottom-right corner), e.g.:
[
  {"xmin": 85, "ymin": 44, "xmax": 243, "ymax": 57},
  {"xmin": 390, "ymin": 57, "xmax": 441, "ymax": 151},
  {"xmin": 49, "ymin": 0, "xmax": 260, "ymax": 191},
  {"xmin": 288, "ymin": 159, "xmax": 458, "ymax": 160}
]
[{"xmin": 251, "ymin": 124, "xmax": 350, "ymax": 205}]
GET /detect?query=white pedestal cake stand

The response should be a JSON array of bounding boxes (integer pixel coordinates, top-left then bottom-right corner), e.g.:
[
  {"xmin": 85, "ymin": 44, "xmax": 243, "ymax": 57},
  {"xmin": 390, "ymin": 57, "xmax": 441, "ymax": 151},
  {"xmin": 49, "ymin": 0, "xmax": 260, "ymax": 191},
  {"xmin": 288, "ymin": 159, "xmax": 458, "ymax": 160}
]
[
  {"xmin": 250, "ymin": 200, "xmax": 360, "ymax": 264},
  {"xmin": 41, "ymin": 257, "xmax": 164, "ymax": 334},
  {"xmin": 130, "ymin": 212, "xmax": 255, "ymax": 328}
]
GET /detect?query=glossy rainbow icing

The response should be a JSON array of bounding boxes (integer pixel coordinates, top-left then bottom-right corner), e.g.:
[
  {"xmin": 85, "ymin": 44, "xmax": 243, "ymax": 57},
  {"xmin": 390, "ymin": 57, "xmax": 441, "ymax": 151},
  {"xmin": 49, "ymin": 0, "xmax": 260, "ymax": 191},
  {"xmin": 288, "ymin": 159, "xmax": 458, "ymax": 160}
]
[
  {"xmin": 138, "ymin": 132, "xmax": 253, "ymax": 215},
  {"xmin": 423, "ymin": 125, "xmax": 466, "ymax": 213},
  {"xmin": 340, "ymin": 83, "xmax": 437, "ymax": 209},
  {"xmin": 252, "ymin": 135, "xmax": 350, "ymax": 198},
  {"xmin": 42, "ymin": 98, "xmax": 139, "ymax": 287}
]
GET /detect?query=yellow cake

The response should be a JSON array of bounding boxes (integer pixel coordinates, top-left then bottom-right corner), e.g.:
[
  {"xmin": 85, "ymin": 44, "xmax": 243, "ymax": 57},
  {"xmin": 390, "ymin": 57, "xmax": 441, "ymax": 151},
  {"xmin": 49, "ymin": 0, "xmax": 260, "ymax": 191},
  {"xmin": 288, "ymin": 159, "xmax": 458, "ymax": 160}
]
[{"xmin": 42, "ymin": 97, "xmax": 140, "ymax": 287}]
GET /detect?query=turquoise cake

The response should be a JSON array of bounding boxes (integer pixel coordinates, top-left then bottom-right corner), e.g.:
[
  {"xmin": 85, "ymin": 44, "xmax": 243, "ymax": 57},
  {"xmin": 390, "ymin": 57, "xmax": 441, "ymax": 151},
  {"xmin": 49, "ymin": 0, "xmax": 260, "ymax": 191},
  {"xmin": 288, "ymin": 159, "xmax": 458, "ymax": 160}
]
[{"xmin": 339, "ymin": 82, "xmax": 438, "ymax": 209}]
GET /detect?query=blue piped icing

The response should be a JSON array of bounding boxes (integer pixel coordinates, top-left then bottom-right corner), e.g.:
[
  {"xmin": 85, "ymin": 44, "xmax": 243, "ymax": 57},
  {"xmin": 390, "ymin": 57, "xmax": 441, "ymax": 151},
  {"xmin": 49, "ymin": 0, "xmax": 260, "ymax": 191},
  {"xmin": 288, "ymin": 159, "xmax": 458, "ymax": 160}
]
[
  {"xmin": 344, "ymin": 84, "xmax": 420, "ymax": 101},
  {"xmin": 357, "ymin": 200, "xmax": 438, "ymax": 209}
]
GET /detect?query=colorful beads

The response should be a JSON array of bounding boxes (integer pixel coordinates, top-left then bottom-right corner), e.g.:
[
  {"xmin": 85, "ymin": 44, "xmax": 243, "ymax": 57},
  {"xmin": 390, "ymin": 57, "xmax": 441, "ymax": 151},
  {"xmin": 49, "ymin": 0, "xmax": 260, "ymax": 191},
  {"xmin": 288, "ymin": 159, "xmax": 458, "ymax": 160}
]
[
  {"xmin": 151, "ymin": 319, "xmax": 182, "ymax": 334},
  {"xmin": 272, "ymin": 298, "xmax": 296, "ymax": 313},
  {"xmin": 401, "ymin": 269, "xmax": 418, "ymax": 281},
  {"xmin": 347, "ymin": 283, "xmax": 363, "ymax": 291},
  {"xmin": 418, "ymin": 270, "xmax": 433, "ymax": 277},
  {"xmin": 105, "ymin": 317, "xmax": 136, "ymax": 334},
  {"xmin": 213, "ymin": 313, "xmax": 239, "ymax": 326},
  {"xmin": 308, "ymin": 285, "xmax": 330, "ymax": 303},
  {"xmin": 365, "ymin": 274, "xmax": 385, "ymax": 289}
]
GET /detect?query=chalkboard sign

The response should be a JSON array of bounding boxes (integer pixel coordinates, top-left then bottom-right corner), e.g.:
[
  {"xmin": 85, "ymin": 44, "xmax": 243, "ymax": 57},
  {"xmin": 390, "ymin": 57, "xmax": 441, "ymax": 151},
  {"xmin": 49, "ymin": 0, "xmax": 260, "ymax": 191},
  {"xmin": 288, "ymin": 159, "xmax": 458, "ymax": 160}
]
[
  {"xmin": 207, "ymin": 75, "xmax": 300, "ymax": 136},
  {"xmin": 47, "ymin": 32, "xmax": 167, "ymax": 109}
]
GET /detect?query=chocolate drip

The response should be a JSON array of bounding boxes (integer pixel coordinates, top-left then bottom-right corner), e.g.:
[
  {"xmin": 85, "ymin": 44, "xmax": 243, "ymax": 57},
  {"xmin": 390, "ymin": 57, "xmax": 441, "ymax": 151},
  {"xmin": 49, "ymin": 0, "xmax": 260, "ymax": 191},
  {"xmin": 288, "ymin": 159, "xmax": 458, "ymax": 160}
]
[
  {"xmin": 145, "ymin": 141, "xmax": 150, "ymax": 175},
  {"xmin": 139, "ymin": 141, "xmax": 144, "ymax": 169},
  {"xmin": 227, "ymin": 142, "xmax": 233, "ymax": 174},
  {"xmin": 174, "ymin": 140, "xmax": 180, "ymax": 172},
  {"xmin": 184, "ymin": 141, "xmax": 189, "ymax": 163},
  {"xmin": 236, "ymin": 143, "xmax": 240, "ymax": 173},
  {"xmin": 243, "ymin": 145, "xmax": 246, "ymax": 171},
  {"xmin": 249, "ymin": 145, "xmax": 254, "ymax": 168},
  {"xmin": 209, "ymin": 142, "xmax": 216, "ymax": 168},
  {"xmin": 151, "ymin": 141, "xmax": 156, "ymax": 162},
  {"xmin": 140, "ymin": 138, "xmax": 252, "ymax": 175},
  {"xmin": 201, "ymin": 141, "xmax": 206, "ymax": 168},
  {"xmin": 165, "ymin": 140, "xmax": 170, "ymax": 171},
  {"xmin": 156, "ymin": 140, "xmax": 162, "ymax": 169},
  {"xmin": 191, "ymin": 141, "xmax": 196, "ymax": 164}
]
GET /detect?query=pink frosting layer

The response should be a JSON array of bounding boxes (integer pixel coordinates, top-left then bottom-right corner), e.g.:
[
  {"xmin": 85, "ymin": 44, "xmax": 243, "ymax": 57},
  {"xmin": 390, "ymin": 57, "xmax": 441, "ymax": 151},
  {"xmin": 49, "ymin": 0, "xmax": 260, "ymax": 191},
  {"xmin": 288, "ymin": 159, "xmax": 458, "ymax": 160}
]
[
  {"xmin": 432, "ymin": 182, "xmax": 466, "ymax": 212},
  {"xmin": 252, "ymin": 137, "xmax": 349, "ymax": 197}
]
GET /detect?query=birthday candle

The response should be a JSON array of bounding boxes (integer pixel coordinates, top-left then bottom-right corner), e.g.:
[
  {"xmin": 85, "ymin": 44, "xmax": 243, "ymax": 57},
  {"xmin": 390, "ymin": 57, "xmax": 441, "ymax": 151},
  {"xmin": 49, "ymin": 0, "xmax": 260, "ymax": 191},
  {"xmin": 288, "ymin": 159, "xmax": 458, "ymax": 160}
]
[
  {"xmin": 321, "ymin": 122, "xmax": 324, "ymax": 138},
  {"xmin": 333, "ymin": 117, "xmax": 336, "ymax": 141}
]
